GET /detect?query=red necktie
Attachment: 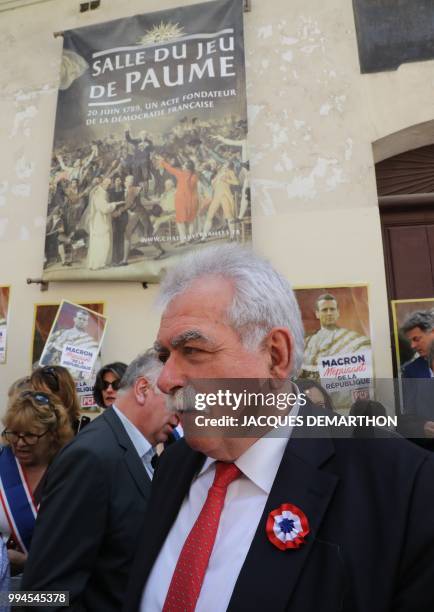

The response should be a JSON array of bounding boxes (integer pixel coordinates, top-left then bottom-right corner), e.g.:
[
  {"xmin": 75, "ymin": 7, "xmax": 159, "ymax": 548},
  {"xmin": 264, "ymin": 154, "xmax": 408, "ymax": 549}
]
[{"xmin": 162, "ymin": 461, "xmax": 242, "ymax": 612}]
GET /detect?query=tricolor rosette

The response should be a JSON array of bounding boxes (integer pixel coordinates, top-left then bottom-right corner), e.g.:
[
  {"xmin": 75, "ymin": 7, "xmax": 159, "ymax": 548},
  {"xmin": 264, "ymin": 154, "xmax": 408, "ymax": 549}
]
[{"xmin": 266, "ymin": 503, "xmax": 310, "ymax": 550}]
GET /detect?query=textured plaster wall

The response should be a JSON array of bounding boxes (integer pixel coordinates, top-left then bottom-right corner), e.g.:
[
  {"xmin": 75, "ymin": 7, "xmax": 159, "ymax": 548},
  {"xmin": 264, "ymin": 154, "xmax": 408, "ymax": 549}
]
[{"xmin": 0, "ymin": 0, "xmax": 430, "ymax": 407}]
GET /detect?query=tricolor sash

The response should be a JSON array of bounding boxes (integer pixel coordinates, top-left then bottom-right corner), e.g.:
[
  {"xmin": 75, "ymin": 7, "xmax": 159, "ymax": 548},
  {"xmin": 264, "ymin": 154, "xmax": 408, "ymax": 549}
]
[{"xmin": 0, "ymin": 446, "xmax": 37, "ymax": 554}]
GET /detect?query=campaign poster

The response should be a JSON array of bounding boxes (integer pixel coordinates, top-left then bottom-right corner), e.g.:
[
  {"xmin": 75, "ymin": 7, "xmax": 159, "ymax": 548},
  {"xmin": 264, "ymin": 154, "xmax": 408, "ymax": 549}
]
[
  {"xmin": 0, "ymin": 286, "xmax": 10, "ymax": 364},
  {"xmin": 295, "ymin": 285, "xmax": 373, "ymax": 411},
  {"xmin": 391, "ymin": 298, "xmax": 434, "ymax": 374},
  {"xmin": 38, "ymin": 300, "xmax": 106, "ymax": 391},
  {"xmin": 42, "ymin": 0, "xmax": 251, "ymax": 283}
]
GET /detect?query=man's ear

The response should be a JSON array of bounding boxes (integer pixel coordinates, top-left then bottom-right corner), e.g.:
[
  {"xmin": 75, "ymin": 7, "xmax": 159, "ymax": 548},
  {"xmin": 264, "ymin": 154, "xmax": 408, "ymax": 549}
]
[
  {"xmin": 263, "ymin": 327, "xmax": 293, "ymax": 379},
  {"xmin": 315, "ymin": 309, "xmax": 320, "ymax": 321},
  {"xmin": 134, "ymin": 376, "xmax": 149, "ymax": 405}
]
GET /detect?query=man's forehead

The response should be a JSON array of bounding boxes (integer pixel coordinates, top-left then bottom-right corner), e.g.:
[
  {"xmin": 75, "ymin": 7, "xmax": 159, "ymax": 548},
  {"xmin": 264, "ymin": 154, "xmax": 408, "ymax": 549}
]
[
  {"xmin": 317, "ymin": 299, "xmax": 338, "ymax": 309},
  {"xmin": 156, "ymin": 280, "xmax": 235, "ymax": 345},
  {"xmin": 406, "ymin": 326, "xmax": 424, "ymax": 337}
]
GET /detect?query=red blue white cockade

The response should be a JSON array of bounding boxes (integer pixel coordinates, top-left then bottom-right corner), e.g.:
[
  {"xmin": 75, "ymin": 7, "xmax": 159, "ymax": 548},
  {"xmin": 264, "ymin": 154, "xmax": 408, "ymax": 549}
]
[{"xmin": 266, "ymin": 503, "xmax": 310, "ymax": 550}]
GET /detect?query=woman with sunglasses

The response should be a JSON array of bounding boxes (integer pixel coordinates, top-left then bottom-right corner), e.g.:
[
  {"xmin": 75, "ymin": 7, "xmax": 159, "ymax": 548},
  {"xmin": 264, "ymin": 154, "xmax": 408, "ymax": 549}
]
[
  {"xmin": 93, "ymin": 362, "xmax": 127, "ymax": 409},
  {"xmin": 0, "ymin": 389, "xmax": 73, "ymax": 574},
  {"xmin": 30, "ymin": 366, "xmax": 83, "ymax": 434}
]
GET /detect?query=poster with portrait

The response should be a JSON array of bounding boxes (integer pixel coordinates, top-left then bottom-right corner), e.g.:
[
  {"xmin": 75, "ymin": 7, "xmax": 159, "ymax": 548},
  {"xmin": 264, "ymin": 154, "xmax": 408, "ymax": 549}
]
[
  {"xmin": 42, "ymin": 0, "xmax": 250, "ymax": 283},
  {"xmin": 38, "ymin": 300, "xmax": 107, "ymax": 403},
  {"xmin": 391, "ymin": 298, "xmax": 434, "ymax": 373},
  {"xmin": 294, "ymin": 285, "xmax": 373, "ymax": 411},
  {"xmin": 0, "ymin": 286, "xmax": 10, "ymax": 364},
  {"xmin": 32, "ymin": 301, "xmax": 105, "ymax": 411}
]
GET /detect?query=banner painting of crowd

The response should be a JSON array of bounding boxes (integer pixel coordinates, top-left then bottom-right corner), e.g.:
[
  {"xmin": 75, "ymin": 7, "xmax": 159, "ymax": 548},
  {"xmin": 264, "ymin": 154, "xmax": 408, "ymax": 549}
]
[
  {"xmin": 295, "ymin": 285, "xmax": 373, "ymax": 412},
  {"xmin": 42, "ymin": 0, "xmax": 250, "ymax": 283}
]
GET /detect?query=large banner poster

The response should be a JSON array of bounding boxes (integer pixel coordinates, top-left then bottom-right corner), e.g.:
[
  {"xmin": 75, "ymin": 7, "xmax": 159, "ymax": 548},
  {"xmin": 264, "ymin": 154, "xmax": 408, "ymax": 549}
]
[
  {"xmin": 42, "ymin": 0, "xmax": 250, "ymax": 283},
  {"xmin": 295, "ymin": 285, "xmax": 373, "ymax": 411},
  {"xmin": 0, "ymin": 286, "xmax": 10, "ymax": 364}
]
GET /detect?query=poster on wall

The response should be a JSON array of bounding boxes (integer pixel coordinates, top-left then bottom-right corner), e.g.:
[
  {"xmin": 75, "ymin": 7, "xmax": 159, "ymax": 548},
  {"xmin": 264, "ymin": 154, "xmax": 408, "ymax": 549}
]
[
  {"xmin": 295, "ymin": 285, "xmax": 373, "ymax": 411},
  {"xmin": 391, "ymin": 298, "xmax": 434, "ymax": 426},
  {"xmin": 391, "ymin": 298, "xmax": 434, "ymax": 375},
  {"xmin": 42, "ymin": 0, "xmax": 250, "ymax": 283},
  {"xmin": 35, "ymin": 301, "xmax": 106, "ymax": 411},
  {"xmin": 0, "ymin": 286, "xmax": 10, "ymax": 364}
]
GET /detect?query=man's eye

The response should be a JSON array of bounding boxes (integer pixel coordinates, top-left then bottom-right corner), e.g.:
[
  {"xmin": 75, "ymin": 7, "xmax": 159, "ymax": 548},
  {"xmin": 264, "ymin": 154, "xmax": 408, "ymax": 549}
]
[
  {"xmin": 158, "ymin": 352, "xmax": 169, "ymax": 363},
  {"xmin": 183, "ymin": 346, "xmax": 200, "ymax": 355}
]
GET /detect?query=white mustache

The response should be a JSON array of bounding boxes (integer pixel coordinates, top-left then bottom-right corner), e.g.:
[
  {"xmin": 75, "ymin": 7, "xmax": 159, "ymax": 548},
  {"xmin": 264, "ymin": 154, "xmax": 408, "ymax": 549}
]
[{"xmin": 165, "ymin": 386, "xmax": 204, "ymax": 413}]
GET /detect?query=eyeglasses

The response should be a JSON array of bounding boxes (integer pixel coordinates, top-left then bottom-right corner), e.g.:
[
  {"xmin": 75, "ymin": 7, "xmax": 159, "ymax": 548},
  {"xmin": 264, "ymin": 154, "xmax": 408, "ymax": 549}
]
[
  {"xmin": 40, "ymin": 366, "xmax": 60, "ymax": 392},
  {"xmin": 102, "ymin": 379, "xmax": 120, "ymax": 391},
  {"xmin": 2, "ymin": 429, "xmax": 49, "ymax": 446}
]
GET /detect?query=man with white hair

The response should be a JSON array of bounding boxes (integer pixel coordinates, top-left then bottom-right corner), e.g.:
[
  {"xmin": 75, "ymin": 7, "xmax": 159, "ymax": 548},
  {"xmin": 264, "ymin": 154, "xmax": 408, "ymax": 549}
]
[
  {"xmin": 22, "ymin": 350, "xmax": 178, "ymax": 612},
  {"xmin": 125, "ymin": 244, "xmax": 434, "ymax": 612}
]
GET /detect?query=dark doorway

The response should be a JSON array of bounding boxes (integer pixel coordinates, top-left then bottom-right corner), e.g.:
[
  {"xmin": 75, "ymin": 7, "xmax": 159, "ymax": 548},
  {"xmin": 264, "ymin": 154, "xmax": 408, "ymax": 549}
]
[{"xmin": 376, "ymin": 144, "xmax": 434, "ymax": 373}]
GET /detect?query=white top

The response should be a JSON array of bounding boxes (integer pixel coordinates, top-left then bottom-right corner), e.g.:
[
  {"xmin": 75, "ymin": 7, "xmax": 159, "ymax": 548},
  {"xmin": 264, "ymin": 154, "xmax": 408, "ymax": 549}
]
[
  {"xmin": 140, "ymin": 416, "xmax": 297, "ymax": 612},
  {"xmin": 112, "ymin": 405, "xmax": 155, "ymax": 480}
]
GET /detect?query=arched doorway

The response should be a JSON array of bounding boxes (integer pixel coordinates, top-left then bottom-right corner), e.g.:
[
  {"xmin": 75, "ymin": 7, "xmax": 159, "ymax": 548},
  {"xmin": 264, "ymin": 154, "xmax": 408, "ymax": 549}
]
[{"xmin": 375, "ymin": 143, "xmax": 434, "ymax": 301}]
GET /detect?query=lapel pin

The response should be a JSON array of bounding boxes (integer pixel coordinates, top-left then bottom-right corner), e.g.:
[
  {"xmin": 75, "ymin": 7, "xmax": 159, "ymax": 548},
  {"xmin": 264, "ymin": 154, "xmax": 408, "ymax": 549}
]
[{"xmin": 266, "ymin": 503, "xmax": 310, "ymax": 550}]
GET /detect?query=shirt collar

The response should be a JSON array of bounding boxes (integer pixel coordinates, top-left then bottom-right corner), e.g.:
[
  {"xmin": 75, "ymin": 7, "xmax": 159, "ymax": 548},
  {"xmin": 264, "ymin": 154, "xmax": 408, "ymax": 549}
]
[
  {"xmin": 197, "ymin": 391, "xmax": 300, "ymax": 494},
  {"xmin": 112, "ymin": 404, "xmax": 152, "ymax": 460}
]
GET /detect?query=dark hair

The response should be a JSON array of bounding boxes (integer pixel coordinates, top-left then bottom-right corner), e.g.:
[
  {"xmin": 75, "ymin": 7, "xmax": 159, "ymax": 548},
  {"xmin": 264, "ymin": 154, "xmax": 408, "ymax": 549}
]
[
  {"xmin": 185, "ymin": 159, "xmax": 195, "ymax": 172},
  {"xmin": 93, "ymin": 362, "xmax": 127, "ymax": 408},
  {"xmin": 296, "ymin": 378, "xmax": 334, "ymax": 411},
  {"xmin": 401, "ymin": 310, "xmax": 434, "ymax": 334},
  {"xmin": 315, "ymin": 293, "xmax": 337, "ymax": 310}
]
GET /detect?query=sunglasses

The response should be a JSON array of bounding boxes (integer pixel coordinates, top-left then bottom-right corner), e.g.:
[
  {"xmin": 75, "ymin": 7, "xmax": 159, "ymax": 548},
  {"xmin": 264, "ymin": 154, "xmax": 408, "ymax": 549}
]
[
  {"xmin": 20, "ymin": 390, "xmax": 53, "ymax": 405},
  {"xmin": 102, "ymin": 379, "xmax": 121, "ymax": 391},
  {"xmin": 19, "ymin": 391, "xmax": 59, "ymax": 420},
  {"xmin": 2, "ymin": 429, "xmax": 48, "ymax": 446},
  {"xmin": 40, "ymin": 366, "xmax": 60, "ymax": 392}
]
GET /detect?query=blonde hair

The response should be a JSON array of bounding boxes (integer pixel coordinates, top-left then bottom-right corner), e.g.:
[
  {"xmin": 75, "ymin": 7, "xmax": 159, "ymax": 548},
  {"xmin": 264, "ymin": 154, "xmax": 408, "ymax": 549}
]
[
  {"xmin": 3, "ymin": 391, "xmax": 74, "ymax": 462},
  {"xmin": 7, "ymin": 376, "xmax": 32, "ymax": 399}
]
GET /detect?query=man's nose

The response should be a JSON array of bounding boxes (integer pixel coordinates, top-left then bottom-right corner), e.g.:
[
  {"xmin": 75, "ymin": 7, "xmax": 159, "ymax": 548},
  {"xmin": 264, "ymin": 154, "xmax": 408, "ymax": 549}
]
[
  {"xmin": 157, "ymin": 357, "xmax": 185, "ymax": 395},
  {"xmin": 16, "ymin": 436, "xmax": 27, "ymax": 448}
]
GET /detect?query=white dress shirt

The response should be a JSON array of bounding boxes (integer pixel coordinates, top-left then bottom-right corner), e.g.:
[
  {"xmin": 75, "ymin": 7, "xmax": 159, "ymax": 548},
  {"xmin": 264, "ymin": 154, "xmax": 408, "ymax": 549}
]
[
  {"xmin": 141, "ymin": 414, "xmax": 297, "ymax": 612},
  {"xmin": 112, "ymin": 405, "xmax": 155, "ymax": 479}
]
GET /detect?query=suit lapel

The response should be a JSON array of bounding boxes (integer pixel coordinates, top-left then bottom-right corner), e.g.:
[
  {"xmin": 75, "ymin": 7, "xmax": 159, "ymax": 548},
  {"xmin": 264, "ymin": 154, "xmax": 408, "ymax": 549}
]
[
  {"xmin": 228, "ymin": 433, "xmax": 338, "ymax": 612},
  {"xmin": 103, "ymin": 408, "xmax": 151, "ymax": 499},
  {"xmin": 144, "ymin": 442, "xmax": 205, "ymax": 567}
]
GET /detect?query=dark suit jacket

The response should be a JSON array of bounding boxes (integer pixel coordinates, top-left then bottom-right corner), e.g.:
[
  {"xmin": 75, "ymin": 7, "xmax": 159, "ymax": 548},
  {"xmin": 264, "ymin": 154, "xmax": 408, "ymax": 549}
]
[
  {"xmin": 402, "ymin": 355, "xmax": 431, "ymax": 379},
  {"xmin": 399, "ymin": 356, "xmax": 434, "ymax": 448},
  {"xmin": 124, "ymin": 413, "xmax": 434, "ymax": 612},
  {"xmin": 21, "ymin": 408, "xmax": 152, "ymax": 612}
]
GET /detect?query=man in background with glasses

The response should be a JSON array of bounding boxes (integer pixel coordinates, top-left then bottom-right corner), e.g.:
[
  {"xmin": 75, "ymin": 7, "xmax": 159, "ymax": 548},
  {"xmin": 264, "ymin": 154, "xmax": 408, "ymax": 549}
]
[{"xmin": 21, "ymin": 350, "xmax": 178, "ymax": 612}]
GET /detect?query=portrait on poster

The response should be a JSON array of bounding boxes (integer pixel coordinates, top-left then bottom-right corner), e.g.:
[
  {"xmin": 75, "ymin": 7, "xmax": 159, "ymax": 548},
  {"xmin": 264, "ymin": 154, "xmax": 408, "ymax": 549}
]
[
  {"xmin": 33, "ymin": 301, "xmax": 105, "ymax": 411},
  {"xmin": 295, "ymin": 285, "xmax": 373, "ymax": 411},
  {"xmin": 42, "ymin": 0, "xmax": 251, "ymax": 283},
  {"xmin": 38, "ymin": 300, "xmax": 107, "ymax": 381},
  {"xmin": 0, "ymin": 286, "xmax": 10, "ymax": 364},
  {"xmin": 391, "ymin": 298, "xmax": 434, "ymax": 373}
]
